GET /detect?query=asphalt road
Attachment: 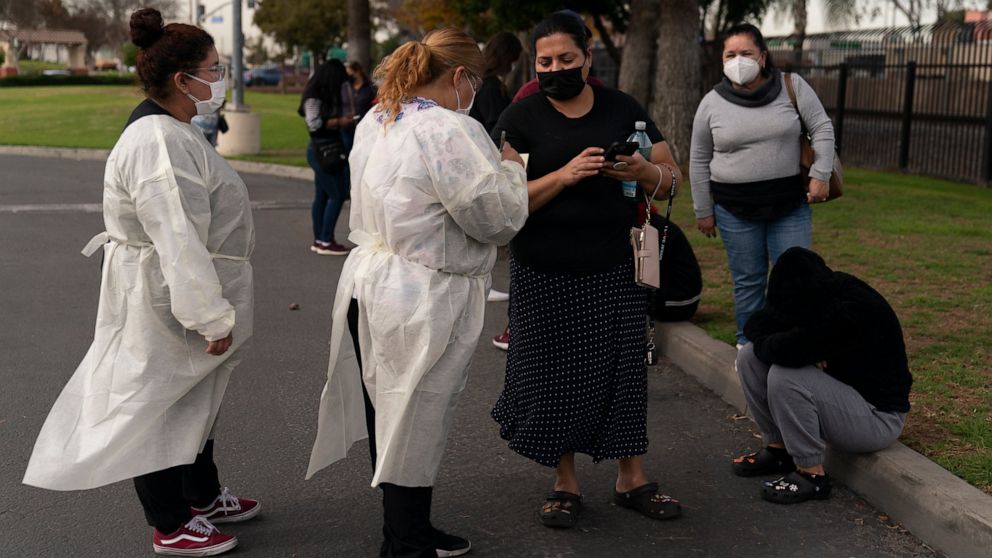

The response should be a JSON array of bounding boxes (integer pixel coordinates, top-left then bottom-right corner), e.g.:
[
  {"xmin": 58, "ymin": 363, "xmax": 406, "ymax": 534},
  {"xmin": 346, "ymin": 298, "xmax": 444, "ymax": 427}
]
[{"xmin": 0, "ymin": 154, "xmax": 940, "ymax": 557}]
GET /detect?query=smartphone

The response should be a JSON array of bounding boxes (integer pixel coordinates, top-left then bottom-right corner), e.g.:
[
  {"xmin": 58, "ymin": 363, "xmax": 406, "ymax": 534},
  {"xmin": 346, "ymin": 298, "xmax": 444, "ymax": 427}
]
[
  {"xmin": 603, "ymin": 141, "xmax": 639, "ymax": 161},
  {"xmin": 499, "ymin": 130, "xmax": 507, "ymax": 151}
]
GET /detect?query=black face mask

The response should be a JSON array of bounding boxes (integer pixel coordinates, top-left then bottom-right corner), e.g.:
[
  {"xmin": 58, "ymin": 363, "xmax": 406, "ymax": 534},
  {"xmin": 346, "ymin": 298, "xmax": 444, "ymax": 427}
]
[{"xmin": 537, "ymin": 66, "xmax": 586, "ymax": 100}]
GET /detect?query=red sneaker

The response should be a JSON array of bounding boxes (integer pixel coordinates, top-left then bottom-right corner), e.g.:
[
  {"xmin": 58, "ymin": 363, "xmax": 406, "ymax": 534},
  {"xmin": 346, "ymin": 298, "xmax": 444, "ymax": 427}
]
[
  {"xmin": 314, "ymin": 241, "xmax": 351, "ymax": 256},
  {"xmin": 191, "ymin": 487, "xmax": 261, "ymax": 524},
  {"xmin": 153, "ymin": 516, "xmax": 237, "ymax": 556},
  {"xmin": 492, "ymin": 326, "xmax": 509, "ymax": 351}
]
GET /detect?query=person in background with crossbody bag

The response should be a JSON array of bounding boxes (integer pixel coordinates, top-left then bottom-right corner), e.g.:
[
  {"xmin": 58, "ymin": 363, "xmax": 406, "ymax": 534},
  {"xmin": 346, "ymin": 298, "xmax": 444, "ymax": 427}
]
[
  {"xmin": 299, "ymin": 59, "xmax": 351, "ymax": 256},
  {"xmin": 689, "ymin": 23, "xmax": 836, "ymax": 348}
]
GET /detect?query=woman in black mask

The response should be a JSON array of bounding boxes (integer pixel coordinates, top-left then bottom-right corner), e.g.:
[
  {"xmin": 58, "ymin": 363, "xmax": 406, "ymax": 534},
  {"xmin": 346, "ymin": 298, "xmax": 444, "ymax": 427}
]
[{"xmin": 490, "ymin": 10, "xmax": 683, "ymax": 529}]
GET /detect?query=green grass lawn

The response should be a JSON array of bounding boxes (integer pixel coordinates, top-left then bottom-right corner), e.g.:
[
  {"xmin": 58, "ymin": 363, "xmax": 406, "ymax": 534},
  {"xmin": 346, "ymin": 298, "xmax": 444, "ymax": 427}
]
[
  {"xmin": 0, "ymin": 85, "xmax": 309, "ymax": 165},
  {"xmin": 2, "ymin": 86, "xmax": 990, "ymax": 493}
]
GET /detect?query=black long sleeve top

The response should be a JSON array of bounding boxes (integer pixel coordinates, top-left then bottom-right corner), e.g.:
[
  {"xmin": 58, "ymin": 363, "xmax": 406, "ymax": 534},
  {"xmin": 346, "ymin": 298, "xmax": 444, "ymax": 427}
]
[{"xmin": 744, "ymin": 247, "xmax": 912, "ymax": 413}]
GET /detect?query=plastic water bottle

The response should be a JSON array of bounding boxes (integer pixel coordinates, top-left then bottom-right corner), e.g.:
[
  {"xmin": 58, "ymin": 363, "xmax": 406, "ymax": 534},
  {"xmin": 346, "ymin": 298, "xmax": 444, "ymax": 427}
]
[{"xmin": 622, "ymin": 121, "xmax": 652, "ymax": 198}]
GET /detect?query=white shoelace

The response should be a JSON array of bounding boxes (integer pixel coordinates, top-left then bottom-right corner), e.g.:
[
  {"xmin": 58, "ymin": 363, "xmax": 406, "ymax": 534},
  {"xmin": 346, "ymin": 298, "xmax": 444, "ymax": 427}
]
[
  {"xmin": 217, "ymin": 487, "xmax": 242, "ymax": 512},
  {"xmin": 185, "ymin": 515, "xmax": 219, "ymax": 536}
]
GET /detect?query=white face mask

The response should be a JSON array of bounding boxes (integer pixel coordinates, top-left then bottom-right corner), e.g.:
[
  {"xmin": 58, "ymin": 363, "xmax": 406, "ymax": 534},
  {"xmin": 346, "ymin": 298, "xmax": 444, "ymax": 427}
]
[
  {"xmin": 454, "ymin": 74, "xmax": 477, "ymax": 115},
  {"xmin": 723, "ymin": 55, "xmax": 761, "ymax": 86},
  {"xmin": 184, "ymin": 73, "xmax": 226, "ymax": 115}
]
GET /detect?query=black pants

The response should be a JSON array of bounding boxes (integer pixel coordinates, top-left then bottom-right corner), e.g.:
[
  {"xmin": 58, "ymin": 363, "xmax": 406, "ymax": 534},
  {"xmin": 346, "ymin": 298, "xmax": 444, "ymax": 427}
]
[
  {"xmin": 348, "ymin": 299, "xmax": 437, "ymax": 558},
  {"xmin": 133, "ymin": 440, "xmax": 221, "ymax": 534},
  {"xmin": 348, "ymin": 299, "xmax": 377, "ymax": 468}
]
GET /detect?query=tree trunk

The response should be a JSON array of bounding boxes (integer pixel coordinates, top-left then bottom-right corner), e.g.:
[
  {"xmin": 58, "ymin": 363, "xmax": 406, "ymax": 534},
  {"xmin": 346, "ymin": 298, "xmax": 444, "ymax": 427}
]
[
  {"xmin": 652, "ymin": 0, "xmax": 702, "ymax": 167},
  {"xmin": 591, "ymin": 13, "xmax": 621, "ymax": 67},
  {"xmin": 618, "ymin": 0, "xmax": 661, "ymax": 109},
  {"xmin": 347, "ymin": 0, "xmax": 371, "ymax": 71},
  {"xmin": 791, "ymin": 0, "xmax": 807, "ymax": 69}
]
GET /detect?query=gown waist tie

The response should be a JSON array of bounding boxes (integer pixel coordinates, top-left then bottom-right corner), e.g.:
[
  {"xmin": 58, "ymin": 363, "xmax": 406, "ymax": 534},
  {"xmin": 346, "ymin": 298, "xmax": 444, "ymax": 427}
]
[
  {"xmin": 81, "ymin": 231, "xmax": 249, "ymax": 261},
  {"xmin": 347, "ymin": 229, "xmax": 487, "ymax": 279}
]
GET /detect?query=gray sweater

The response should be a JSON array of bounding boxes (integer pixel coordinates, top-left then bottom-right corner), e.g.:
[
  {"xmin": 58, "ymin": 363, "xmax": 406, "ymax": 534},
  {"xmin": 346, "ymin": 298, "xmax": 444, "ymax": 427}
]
[{"xmin": 689, "ymin": 73, "xmax": 835, "ymax": 219}]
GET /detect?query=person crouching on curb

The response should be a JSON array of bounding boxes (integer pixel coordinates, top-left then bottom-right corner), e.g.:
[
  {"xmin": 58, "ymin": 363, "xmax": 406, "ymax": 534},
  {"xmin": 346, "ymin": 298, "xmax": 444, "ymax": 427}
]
[
  {"xmin": 733, "ymin": 247, "xmax": 912, "ymax": 503},
  {"xmin": 305, "ymin": 28, "xmax": 529, "ymax": 557},
  {"xmin": 23, "ymin": 8, "xmax": 259, "ymax": 556}
]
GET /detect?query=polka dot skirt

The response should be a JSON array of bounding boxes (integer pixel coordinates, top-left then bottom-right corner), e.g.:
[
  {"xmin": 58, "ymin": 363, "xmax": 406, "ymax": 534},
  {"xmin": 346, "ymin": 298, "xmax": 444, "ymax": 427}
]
[{"xmin": 491, "ymin": 256, "xmax": 649, "ymax": 467}]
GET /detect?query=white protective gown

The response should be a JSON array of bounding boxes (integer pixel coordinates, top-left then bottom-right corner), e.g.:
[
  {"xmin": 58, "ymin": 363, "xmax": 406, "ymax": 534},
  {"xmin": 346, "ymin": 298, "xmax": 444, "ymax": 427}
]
[
  {"xmin": 306, "ymin": 100, "xmax": 528, "ymax": 487},
  {"xmin": 23, "ymin": 112, "xmax": 254, "ymax": 491}
]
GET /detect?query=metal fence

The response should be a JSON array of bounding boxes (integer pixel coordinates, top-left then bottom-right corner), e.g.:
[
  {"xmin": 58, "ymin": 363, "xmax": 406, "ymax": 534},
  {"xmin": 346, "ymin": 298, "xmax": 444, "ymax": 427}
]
[{"xmin": 769, "ymin": 23, "xmax": 992, "ymax": 185}]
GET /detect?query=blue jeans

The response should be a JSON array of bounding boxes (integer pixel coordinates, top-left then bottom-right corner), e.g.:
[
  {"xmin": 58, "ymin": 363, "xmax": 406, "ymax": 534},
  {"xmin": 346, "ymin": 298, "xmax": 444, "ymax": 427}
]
[
  {"xmin": 714, "ymin": 203, "xmax": 812, "ymax": 344},
  {"xmin": 307, "ymin": 142, "xmax": 350, "ymax": 244}
]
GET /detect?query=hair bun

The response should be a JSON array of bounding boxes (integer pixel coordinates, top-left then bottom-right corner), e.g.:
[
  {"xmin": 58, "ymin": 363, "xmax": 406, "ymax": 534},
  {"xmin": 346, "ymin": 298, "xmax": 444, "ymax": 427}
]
[{"xmin": 130, "ymin": 8, "xmax": 165, "ymax": 49}]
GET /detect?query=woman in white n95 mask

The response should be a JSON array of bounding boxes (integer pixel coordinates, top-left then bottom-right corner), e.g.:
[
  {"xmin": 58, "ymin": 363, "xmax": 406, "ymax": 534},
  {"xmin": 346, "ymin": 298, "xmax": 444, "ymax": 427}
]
[{"xmin": 689, "ymin": 23, "xmax": 837, "ymax": 347}]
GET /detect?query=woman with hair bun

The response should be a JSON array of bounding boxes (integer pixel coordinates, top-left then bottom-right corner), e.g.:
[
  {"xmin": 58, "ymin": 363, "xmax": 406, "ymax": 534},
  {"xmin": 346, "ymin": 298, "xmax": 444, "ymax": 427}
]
[
  {"xmin": 307, "ymin": 27, "xmax": 529, "ymax": 557},
  {"xmin": 24, "ymin": 8, "xmax": 258, "ymax": 557}
]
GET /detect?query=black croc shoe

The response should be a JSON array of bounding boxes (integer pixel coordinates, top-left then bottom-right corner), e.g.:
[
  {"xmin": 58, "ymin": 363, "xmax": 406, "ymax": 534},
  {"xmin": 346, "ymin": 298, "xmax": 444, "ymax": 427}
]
[
  {"xmin": 613, "ymin": 482, "xmax": 682, "ymax": 520},
  {"xmin": 761, "ymin": 471, "xmax": 832, "ymax": 504},
  {"xmin": 732, "ymin": 447, "xmax": 796, "ymax": 477}
]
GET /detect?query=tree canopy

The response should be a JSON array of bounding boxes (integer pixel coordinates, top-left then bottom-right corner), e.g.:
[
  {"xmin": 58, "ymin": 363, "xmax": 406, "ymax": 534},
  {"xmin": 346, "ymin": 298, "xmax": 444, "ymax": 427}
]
[{"xmin": 254, "ymin": 0, "xmax": 348, "ymax": 61}]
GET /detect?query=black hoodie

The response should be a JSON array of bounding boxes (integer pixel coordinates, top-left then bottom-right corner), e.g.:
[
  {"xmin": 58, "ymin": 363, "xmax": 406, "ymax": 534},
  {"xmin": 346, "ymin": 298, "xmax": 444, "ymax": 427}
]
[{"xmin": 744, "ymin": 247, "xmax": 912, "ymax": 413}]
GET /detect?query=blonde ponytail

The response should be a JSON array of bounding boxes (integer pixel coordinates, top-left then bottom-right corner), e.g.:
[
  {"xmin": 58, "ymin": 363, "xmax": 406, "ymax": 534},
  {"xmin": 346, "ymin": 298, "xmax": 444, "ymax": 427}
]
[{"xmin": 373, "ymin": 28, "xmax": 484, "ymax": 126}]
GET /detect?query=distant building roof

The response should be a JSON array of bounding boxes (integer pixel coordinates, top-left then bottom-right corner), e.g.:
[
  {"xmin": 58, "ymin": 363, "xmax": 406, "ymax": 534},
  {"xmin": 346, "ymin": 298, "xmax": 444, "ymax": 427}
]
[{"xmin": 0, "ymin": 28, "xmax": 87, "ymax": 46}]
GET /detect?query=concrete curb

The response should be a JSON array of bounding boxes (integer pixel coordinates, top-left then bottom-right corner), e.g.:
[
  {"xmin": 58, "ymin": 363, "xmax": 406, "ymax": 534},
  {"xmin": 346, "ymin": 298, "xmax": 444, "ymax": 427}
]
[
  {"xmin": 0, "ymin": 145, "xmax": 313, "ymax": 182},
  {"xmin": 0, "ymin": 145, "xmax": 109, "ymax": 161},
  {"xmin": 656, "ymin": 321, "xmax": 992, "ymax": 558}
]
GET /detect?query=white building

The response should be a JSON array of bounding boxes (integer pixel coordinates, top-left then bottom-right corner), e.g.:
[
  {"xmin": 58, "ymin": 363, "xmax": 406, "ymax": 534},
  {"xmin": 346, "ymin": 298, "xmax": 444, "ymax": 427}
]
[
  {"xmin": 760, "ymin": 0, "xmax": 988, "ymax": 36},
  {"xmin": 176, "ymin": 0, "xmax": 278, "ymax": 62}
]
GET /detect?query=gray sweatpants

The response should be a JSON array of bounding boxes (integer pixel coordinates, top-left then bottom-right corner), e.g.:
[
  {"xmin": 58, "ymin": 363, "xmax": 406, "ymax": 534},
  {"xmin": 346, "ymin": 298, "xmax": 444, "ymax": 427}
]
[{"xmin": 736, "ymin": 343, "xmax": 906, "ymax": 468}]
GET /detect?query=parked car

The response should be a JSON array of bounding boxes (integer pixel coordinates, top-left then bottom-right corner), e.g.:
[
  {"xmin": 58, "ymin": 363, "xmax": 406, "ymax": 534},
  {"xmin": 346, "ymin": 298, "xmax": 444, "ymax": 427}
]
[
  {"xmin": 42, "ymin": 69, "xmax": 71, "ymax": 76},
  {"xmin": 244, "ymin": 65, "xmax": 282, "ymax": 86}
]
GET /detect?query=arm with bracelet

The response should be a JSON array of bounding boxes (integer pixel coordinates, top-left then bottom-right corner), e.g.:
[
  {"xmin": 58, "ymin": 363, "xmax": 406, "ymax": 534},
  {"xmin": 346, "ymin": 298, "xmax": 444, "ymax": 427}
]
[{"xmin": 600, "ymin": 141, "xmax": 682, "ymax": 200}]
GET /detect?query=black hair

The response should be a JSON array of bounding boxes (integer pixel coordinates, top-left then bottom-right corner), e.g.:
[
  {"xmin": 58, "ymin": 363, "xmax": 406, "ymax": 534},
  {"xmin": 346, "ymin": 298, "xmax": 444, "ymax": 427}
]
[
  {"xmin": 298, "ymin": 59, "xmax": 347, "ymax": 116},
  {"xmin": 532, "ymin": 10, "xmax": 592, "ymax": 52},
  {"xmin": 130, "ymin": 8, "xmax": 215, "ymax": 100},
  {"xmin": 347, "ymin": 61, "xmax": 368, "ymax": 81},
  {"xmin": 722, "ymin": 22, "xmax": 776, "ymax": 75},
  {"xmin": 482, "ymin": 32, "xmax": 523, "ymax": 78}
]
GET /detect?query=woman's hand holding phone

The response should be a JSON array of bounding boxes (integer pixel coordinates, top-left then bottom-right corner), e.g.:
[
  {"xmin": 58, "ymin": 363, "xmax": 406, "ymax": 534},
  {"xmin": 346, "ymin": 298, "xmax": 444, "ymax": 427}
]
[
  {"xmin": 554, "ymin": 147, "xmax": 605, "ymax": 188},
  {"xmin": 601, "ymin": 151, "xmax": 653, "ymax": 184}
]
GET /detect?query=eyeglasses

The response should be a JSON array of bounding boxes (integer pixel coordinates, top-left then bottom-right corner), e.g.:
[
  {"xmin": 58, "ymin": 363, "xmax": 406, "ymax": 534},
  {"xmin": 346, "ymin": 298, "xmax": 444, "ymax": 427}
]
[{"xmin": 190, "ymin": 64, "xmax": 227, "ymax": 81}]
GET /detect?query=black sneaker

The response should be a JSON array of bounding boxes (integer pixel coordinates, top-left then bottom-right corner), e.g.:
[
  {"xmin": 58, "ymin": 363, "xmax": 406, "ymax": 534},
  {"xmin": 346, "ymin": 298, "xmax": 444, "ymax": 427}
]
[
  {"xmin": 761, "ymin": 471, "xmax": 832, "ymax": 504},
  {"xmin": 434, "ymin": 529, "xmax": 471, "ymax": 557},
  {"xmin": 732, "ymin": 447, "xmax": 796, "ymax": 477}
]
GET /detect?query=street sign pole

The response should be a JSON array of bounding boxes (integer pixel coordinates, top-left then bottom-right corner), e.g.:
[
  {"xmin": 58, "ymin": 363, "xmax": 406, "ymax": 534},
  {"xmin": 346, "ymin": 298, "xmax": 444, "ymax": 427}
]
[
  {"xmin": 231, "ymin": 0, "xmax": 244, "ymax": 109},
  {"xmin": 217, "ymin": 0, "xmax": 260, "ymax": 156}
]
